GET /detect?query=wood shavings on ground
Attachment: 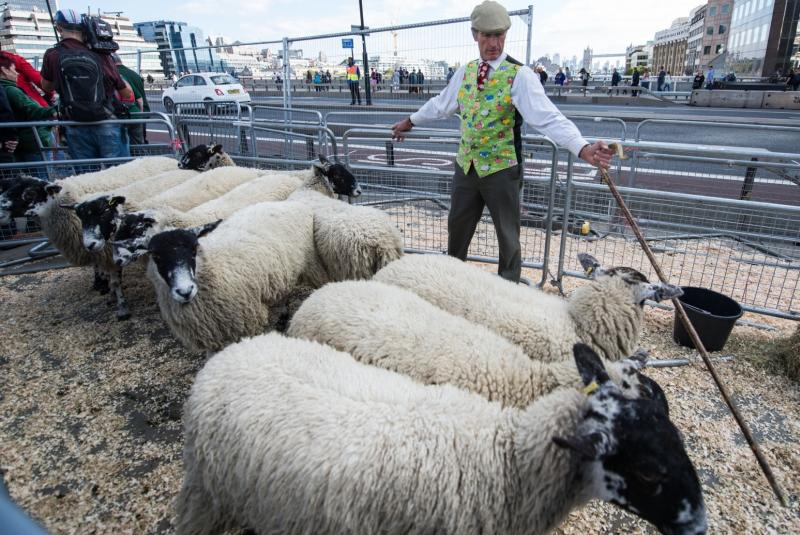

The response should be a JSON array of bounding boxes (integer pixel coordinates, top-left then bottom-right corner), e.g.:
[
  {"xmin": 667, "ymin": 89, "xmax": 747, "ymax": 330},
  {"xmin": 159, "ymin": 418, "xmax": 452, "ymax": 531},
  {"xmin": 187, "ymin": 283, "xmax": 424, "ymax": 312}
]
[{"xmin": 0, "ymin": 257, "xmax": 798, "ymax": 533}]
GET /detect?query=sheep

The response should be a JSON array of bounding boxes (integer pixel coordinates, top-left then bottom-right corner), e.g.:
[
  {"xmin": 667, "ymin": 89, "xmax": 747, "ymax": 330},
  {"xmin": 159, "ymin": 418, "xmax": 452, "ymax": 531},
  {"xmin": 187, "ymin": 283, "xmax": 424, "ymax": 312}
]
[
  {"xmin": 145, "ymin": 201, "xmax": 330, "ymax": 353},
  {"xmin": 111, "ymin": 156, "xmax": 361, "ymax": 268},
  {"xmin": 178, "ymin": 143, "xmax": 236, "ymax": 171},
  {"xmin": 0, "ymin": 158, "xmax": 185, "ymax": 317},
  {"xmin": 374, "ymin": 253, "xmax": 683, "ymax": 363},
  {"xmin": 140, "ymin": 165, "xmax": 263, "ymax": 212},
  {"xmin": 176, "ymin": 334, "xmax": 706, "ymax": 535},
  {"xmin": 287, "ymin": 157, "xmax": 403, "ymax": 280},
  {"xmin": 287, "ymin": 280, "xmax": 663, "ymax": 409}
]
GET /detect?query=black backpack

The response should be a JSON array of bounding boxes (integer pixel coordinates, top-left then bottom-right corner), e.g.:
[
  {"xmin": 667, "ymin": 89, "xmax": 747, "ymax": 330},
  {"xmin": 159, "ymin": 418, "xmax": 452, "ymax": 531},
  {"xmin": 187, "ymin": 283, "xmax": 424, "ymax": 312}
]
[{"xmin": 56, "ymin": 44, "xmax": 114, "ymax": 122}]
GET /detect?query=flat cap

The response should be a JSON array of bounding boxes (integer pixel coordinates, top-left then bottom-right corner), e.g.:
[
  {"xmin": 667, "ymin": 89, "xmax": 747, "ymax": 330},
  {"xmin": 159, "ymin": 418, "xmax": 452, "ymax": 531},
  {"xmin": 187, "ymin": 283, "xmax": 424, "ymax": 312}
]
[{"xmin": 471, "ymin": 1, "xmax": 511, "ymax": 33}]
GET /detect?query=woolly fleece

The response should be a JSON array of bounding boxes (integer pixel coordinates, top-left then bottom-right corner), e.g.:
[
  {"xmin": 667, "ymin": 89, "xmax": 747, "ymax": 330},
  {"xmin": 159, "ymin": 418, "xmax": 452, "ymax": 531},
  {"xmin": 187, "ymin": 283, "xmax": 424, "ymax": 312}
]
[
  {"xmin": 374, "ymin": 254, "xmax": 643, "ymax": 362},
  {"xmin": 176, "ymin": 332, "xmax": 588, "ymax": 535},
  {"xmin": 147, "ymin": 202, "xmax": 328, "ymax": 352}
]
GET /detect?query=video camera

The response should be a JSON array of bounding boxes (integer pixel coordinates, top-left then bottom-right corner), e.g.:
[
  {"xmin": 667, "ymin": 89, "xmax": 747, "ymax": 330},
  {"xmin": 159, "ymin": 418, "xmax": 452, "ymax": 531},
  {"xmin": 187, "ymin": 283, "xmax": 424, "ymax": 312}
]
[{"xmin": 81, "ymin": 15, "xmax": 119, "ymax": 54}]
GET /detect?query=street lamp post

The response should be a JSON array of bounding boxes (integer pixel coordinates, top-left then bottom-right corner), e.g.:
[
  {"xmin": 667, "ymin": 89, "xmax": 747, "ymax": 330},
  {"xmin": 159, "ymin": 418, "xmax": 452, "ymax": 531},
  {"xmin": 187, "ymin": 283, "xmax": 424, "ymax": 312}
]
[{"xmin": 358, "ymin": 0, "xmax": 372, "ymax": 105}]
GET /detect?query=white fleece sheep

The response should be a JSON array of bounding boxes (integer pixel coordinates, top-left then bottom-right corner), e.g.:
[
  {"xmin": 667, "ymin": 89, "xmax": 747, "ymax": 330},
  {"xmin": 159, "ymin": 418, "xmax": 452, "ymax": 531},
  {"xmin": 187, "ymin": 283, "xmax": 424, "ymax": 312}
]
[
  {"xmin": 288, "ymin": 280, "xmax": 648, "ymax": 408},
  {"xmin": 288, "ymin": 188, "xmax": 403, "ymax": 281},
  {"xmin": 60, "ymin": 156, "xmax": 179, "ymax": 198},
  {"xmin": 146, "ymin": 201, "xmax": 329, "ymax": 353},
  {"xmin": 112, "ymin": 166, "xmax": 346, "ymax": 267},
  {"xmin": 374, "ymin": 254, "xmax": 682, "ymax": 363},
  {"xmin": 176, "ymin": 333, "xmax": 706, "ymax": 535},
  {"xmin": 141, "ymin": 166, "xmax": 263, "ymax": 212},
  {"xmin": 102, "ymin": 168, "xmax": 199, "ymax": 207}
]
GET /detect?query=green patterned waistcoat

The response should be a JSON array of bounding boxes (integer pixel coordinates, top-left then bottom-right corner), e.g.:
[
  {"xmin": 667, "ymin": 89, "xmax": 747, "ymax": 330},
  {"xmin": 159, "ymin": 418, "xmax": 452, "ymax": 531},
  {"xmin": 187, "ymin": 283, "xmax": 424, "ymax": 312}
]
[{"xmin": 456, "ymin": 57, "xmax": 522, "ymax": 177}]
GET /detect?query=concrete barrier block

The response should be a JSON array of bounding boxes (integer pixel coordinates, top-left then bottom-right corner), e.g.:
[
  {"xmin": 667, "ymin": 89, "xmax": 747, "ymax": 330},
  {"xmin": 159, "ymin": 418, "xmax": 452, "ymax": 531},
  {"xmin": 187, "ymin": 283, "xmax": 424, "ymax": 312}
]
[
  {"xmin": 690, "ymin": 90, "xmax": 711, "ymax": 106},
  {"xmin": 710, "ymin": 91, "xmax": 747, "ymax": 108},
  {"xmin": 763, "ymin": 92, "xmax": 800, "ymax": 109},
  {"xmin": 744, "ymin": 91, "xmax": 765, "ymax": 108}
]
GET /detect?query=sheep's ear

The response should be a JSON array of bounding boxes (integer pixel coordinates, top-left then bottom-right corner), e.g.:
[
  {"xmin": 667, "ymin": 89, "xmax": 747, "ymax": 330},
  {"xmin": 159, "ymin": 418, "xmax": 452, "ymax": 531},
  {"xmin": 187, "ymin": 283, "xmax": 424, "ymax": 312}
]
[
  {"xmin": 192, "ymin": 219, "xmax": 222, "ymax": 238},
  {"xmin": 315, "ymin": 155, "xmax": 333, "ymax": 172},
  {"xmin": 577, "ymin": 253, "xmax": 605, "ymax": 278},
  {"xmin": 553, "ymin": 432, "xmax": 607, "ymax": 460},
  {"xmin": 109, "ymin": 196, "xmax": 126, "ymax": 207},
  {"xmin": 59, "ymin": 203, "xmax": 76, "ymax": 210},
  {"xmin": 641, "ymin": 282, "xmax": 683, "ymax": 303},
  {"xmin": 573, "ymin": 343, "xmax": 610, "ymax": 386},
  {"xmin": 210, "ymin": 144, "xmax": 223, "ymax": 154},
  {"xmin": 44, "ymin": 184, "xmax": 62, "ymax": 197},
  {"xmin": 143, "ymin": 216, "xmax": 157, "ymax": 225}
]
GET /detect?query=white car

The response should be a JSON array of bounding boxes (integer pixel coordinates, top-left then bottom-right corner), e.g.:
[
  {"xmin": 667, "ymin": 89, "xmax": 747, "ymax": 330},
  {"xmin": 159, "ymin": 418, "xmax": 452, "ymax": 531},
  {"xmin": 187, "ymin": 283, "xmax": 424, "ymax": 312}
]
[{"xmin": 161, "ymin": 72, "xmax": 251, "ymax": 111}]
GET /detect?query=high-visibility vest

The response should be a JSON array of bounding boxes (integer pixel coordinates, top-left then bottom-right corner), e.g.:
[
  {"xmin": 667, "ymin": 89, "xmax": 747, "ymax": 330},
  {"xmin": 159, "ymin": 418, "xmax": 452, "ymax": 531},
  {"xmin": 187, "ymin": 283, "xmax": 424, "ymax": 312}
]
[{"xmin": 347, "ymin": 65, "xmax": 359, "ymax": 82}]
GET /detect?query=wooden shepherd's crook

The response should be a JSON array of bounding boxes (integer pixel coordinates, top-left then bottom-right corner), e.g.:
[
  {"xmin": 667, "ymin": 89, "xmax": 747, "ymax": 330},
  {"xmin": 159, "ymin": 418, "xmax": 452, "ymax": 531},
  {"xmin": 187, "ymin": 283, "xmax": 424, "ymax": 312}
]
[{"xmin": 601, "ymin": 143, "xmax": 788, "ymax": 507}]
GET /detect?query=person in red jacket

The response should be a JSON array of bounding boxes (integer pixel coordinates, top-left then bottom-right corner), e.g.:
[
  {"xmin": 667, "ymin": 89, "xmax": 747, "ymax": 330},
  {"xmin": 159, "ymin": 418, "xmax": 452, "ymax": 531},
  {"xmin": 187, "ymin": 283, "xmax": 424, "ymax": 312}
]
[{"xmin": 0, "ymin": 51, "xmax": 54, "ymax": 107}]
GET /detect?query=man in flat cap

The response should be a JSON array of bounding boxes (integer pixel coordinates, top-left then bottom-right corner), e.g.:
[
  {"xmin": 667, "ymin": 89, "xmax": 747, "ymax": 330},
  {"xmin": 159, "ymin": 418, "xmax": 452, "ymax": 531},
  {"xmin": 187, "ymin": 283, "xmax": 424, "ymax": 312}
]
[{"xmin": 392, "ymin": 0, "xmax": 613, "ymax": 282}]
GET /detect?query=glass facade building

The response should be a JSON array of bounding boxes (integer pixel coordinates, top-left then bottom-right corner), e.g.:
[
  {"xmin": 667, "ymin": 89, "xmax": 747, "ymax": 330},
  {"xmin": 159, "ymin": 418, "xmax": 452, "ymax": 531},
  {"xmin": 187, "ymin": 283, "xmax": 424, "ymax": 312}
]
[
  {"xmin": 135, "ymin": 20, "xmax": 219, "ymax": 76},
  {"xmin": 726, "ymin": 0, "xmax": 800, "ymax": 76}
]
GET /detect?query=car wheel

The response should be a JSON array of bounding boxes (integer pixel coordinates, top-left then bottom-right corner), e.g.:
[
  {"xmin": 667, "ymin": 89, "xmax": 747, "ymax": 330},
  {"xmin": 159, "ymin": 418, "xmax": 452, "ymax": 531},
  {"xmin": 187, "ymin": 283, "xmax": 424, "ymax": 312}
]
[{"xmin": 163, "ymin": 97, "xmax": 174, "ymax": 113}]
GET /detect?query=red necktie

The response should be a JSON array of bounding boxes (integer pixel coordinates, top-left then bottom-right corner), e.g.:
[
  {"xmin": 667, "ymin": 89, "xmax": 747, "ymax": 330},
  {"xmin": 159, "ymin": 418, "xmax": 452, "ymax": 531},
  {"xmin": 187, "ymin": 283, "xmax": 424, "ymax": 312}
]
[{"xmin": 477, "ymin": 61, "xmax": 490, "ymax": 91}]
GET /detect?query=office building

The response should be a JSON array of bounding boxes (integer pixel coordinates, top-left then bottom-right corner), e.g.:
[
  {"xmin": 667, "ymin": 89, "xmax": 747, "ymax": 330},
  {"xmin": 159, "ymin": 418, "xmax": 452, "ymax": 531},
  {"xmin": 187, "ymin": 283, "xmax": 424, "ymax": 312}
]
[
  {"xmin": 135, "ymin": 20, "xmax": 219, "ymax": 76},
  {"xmin": 652, "ymin": 17, "xmax": 689, "ymax": 75},
  {"xmin": 726, "ymin": 0, "xmax": 800, "ymax": 77}
]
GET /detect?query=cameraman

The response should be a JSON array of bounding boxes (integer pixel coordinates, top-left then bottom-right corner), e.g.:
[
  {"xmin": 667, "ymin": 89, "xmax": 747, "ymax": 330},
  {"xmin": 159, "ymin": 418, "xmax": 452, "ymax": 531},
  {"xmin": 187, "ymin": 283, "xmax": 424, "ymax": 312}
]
[{"xmin": 39, "ymin": 9, "xmax": 133, "ymax": 162}]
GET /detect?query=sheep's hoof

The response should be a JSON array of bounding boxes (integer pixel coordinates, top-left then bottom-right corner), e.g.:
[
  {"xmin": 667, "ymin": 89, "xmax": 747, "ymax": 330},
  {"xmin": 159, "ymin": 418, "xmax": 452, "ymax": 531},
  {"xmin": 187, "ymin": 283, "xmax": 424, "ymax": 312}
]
[
  {"xmin": 116, "ymin": 309, "xmax": 131, "ymax": 321},
  {"xmin": 93, "ymin": 278, "xmax": 110, "ymax": 294}
]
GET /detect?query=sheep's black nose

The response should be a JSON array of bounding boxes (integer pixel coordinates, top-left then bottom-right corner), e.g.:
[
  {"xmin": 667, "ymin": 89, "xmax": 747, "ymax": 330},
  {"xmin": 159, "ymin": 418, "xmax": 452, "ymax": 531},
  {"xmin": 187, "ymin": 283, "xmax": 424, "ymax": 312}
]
[{"xmin": 176, "ymin": 288, "xmax": 193, "ymax": 299}]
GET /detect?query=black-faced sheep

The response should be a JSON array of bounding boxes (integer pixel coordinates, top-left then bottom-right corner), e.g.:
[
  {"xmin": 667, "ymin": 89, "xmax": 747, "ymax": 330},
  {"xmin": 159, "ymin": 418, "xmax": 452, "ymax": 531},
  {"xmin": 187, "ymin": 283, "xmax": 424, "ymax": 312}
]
[
  {"xmin": 176, "ymin": 335, "xmax": 706, "ymax": 535},
  {"xmin": 178, "ymin": 143, "xmax": 235, "ymax": 171},
  {"xmin": 145, "ymin": 201, "xmax": 330, "ymax": 353}
]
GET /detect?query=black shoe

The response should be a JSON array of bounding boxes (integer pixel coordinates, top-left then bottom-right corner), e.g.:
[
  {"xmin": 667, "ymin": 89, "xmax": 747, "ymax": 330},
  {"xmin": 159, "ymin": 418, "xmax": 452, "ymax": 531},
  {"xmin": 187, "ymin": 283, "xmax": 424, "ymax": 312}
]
[{"xmin": 350, "ymin": 102, "xmax": 355, "ymax": 105}]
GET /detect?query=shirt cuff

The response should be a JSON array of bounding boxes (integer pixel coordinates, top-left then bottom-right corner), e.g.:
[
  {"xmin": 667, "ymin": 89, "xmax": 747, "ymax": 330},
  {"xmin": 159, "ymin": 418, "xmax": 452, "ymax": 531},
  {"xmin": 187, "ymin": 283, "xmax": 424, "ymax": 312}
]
[
  {"xmin": 409, "ymin": 111, "xmax": 425, "ymax": 126},
  {"xmin": 567, "ymin": 138, "xmax": 590, "ymax": 159}
]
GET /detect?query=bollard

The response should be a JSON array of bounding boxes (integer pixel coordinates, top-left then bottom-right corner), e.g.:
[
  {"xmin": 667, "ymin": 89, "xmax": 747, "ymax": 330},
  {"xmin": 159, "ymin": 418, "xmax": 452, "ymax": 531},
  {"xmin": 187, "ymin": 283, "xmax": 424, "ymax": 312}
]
[{"xmin": 385, "ymin": 141, "xmax": 395, "ymax": 166}]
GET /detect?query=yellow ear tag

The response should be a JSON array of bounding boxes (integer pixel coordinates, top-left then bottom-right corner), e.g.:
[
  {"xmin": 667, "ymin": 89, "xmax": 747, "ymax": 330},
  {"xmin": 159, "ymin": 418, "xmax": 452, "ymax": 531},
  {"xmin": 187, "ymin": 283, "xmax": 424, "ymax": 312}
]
[
  {"xmin": 583, "ymin": 381, "xmax": 599, "ymax": 396},
  {"xmin": 585, "ymin": 266, "xmax": 595, "ymax": 276},
  {"xmin": 580, "ymin": 221, "xmax": 590, "ymax": 235}
]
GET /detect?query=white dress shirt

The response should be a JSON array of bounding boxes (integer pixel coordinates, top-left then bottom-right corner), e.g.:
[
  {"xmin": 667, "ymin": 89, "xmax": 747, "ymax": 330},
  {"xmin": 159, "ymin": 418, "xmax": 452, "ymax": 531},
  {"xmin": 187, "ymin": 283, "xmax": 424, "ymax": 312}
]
[{"xmin": 409, "ymin": 52, "xmax": 589, "ymax": 157}]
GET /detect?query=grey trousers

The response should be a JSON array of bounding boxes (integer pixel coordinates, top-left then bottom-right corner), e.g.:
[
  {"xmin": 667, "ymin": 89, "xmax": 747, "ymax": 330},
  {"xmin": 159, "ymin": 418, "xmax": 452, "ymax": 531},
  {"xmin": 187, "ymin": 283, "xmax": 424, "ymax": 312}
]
[{"xmin": 448, "ymin": 163, "xmax": 522, "ymax": 282}]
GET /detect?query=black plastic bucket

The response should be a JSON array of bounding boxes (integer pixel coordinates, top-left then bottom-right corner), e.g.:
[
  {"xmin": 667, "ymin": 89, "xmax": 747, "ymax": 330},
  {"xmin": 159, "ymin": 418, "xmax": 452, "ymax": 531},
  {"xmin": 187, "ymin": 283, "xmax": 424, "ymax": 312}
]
[{"xmin": 673, "ymin": 286, "xmax": 743, "ymax": 352}]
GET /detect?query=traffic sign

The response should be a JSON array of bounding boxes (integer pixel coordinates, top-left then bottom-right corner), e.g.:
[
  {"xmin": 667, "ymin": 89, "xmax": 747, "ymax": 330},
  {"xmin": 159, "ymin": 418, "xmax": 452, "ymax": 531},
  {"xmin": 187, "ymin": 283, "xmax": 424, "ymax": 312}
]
[{"xmin": 342, "ymin": 38, "xmax": 354, "ymax": 49}]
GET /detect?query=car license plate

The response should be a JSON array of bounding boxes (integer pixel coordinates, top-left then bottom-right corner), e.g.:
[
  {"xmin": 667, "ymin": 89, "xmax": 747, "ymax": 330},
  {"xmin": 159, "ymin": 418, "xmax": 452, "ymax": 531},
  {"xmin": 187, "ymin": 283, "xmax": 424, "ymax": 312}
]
[{"xmin": 227, "ymin": 89, "xmax": 240, "ymax": 94}]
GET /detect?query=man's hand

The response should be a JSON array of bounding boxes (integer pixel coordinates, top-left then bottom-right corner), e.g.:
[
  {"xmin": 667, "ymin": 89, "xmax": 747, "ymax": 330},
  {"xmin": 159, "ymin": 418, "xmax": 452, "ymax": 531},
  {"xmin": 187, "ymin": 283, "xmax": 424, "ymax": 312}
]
[
  {"xmin": 579, "ymin": 141, "xmax": 614, "ymax": 170},
  {"xmin": 391, "ymin": 117, "xmax": 414, "ymax": 141},
  {"xmin": 3, "ymin": 140, "xmax": 18, "ymax": 152}
]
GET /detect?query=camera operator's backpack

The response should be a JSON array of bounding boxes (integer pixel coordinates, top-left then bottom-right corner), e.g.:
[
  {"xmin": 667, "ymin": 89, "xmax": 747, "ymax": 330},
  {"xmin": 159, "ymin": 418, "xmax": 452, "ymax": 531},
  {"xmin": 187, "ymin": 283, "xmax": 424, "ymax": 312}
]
[
  {"xmin": 81, "ymin": 15, "xmax": 119, "ymax": 54},
  {"xmin": 56, "ymin": 44, "xmax": 114, "ymax": 122}
]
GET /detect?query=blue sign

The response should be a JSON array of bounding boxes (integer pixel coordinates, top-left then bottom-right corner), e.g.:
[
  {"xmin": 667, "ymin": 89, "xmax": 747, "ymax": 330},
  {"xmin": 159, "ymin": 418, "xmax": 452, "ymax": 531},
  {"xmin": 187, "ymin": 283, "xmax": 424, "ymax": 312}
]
[{"xmin": 342, "ymin": 38, "xmax": 354, "ymax": 49}]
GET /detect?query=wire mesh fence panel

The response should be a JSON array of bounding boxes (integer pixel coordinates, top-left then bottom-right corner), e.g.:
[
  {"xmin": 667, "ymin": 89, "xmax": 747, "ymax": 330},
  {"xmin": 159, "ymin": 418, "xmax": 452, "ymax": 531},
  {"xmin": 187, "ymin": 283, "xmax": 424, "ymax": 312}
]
[
  {"xmin": 623, "ymin": 150, "xmax": 800, "ymax": 206},
  {"xmin": 559, "ymin": 181, "xmax": 800, "ymax": 319},
  {"xmin": 284, "ymin": 9, "xmax": 531, "ymax": 115}
]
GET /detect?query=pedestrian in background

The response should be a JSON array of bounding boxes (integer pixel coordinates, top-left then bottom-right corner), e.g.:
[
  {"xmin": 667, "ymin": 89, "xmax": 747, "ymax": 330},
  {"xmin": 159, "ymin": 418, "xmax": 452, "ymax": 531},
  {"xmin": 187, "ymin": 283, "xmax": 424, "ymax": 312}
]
[
  {"xmin": 657, "ymin": 65, "xmax": 666, "ymax": 91},
  {"xmin": 692, "ymin": 70, "xmax": 705, "ymax": 89},
  {"xmin": 641, "ymin": 70, "xmax": 651, "ymax": 91},
  {"xmin": 0, "ymin": 82, "xmax": 18, "ymax": 164},
  {"xmin": 40, "ymin": 9, "xmax": 132, "ymax": 162},
  {"xmin": 663, "ymin": 71, "xmax": 673, "ymax": 92},
  {"xmin": 446, "ymin": 67, "xmax": 455, "ymax": 83},
  {"xmin": 416, "ymin": 68, "xmax": 424, "ymax": 94},
  {"xmin": 706, "ymin": 66, "xmax": 715, "ymax": 89},
  {"xmin": 610, "ymin": 68, "xmax": 621, "ymax": 95},
  {"xmin": 0, "ymin": 55, "xmax": 56, "ymax": 178},
  {"xmin": 554, "ymin": 67, "xmax": 565, "ymax": 86},
  {"xmin": 579, "ymin": 67, "xmax": 589, "ymax": 87},
  {"xmin": 112, "ymin": 54, "xmax": 149, "ymax": 151},
  {"xmin": 0, "ymin": 51, "xmax": 54, "ymax": 108},
  {"xmin": 391, "ymin": 0, "xmax": 613, "ymax": 283},
  {"xmin": 391, "ymin": 69, "xmax": 400, "ymax": 92},
  {"xmin": 537, "ymin": 65, "xmax": 547, "ymax": 86},
  {"xmin": 787, "ymin": 68, "xmax": 800, "ymax": 91},
  {"xmin": 631, "ymin": 67, "xmax": 640, "ymax": 96},
  {"xmin": 346, "ymin": 57, "xmax": 361, "ymax": 105}
]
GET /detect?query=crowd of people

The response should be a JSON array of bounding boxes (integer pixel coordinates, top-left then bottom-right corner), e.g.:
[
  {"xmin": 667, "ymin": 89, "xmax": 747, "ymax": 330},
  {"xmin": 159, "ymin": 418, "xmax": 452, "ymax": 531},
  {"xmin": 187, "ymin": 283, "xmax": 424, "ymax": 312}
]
[
  {"xmin": 0, "ymin": 9, "xmax": 151, "ymax": 179},
  {"xmin": 305, "ymin": 69, "xmax": 333, "ymax": 91}
]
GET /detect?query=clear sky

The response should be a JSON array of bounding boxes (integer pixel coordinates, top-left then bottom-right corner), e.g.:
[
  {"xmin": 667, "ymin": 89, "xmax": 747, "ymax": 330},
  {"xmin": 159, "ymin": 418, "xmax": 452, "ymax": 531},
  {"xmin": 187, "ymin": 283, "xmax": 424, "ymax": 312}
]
[{"xmin": 85, "ymin": 0, "xmax": 706, "ymax": 61}]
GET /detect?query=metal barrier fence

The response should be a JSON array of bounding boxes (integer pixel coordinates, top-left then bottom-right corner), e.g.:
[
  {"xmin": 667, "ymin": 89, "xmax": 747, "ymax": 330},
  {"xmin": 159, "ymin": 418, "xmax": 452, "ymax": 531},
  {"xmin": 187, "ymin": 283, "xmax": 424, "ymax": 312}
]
[
  {"xmin": 334, "ymin": 128, "xmax": 799, "ymax": 320},
  {"xmin": 0, "ymin": 117, "xmax": 179, "ymax": 267}
]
